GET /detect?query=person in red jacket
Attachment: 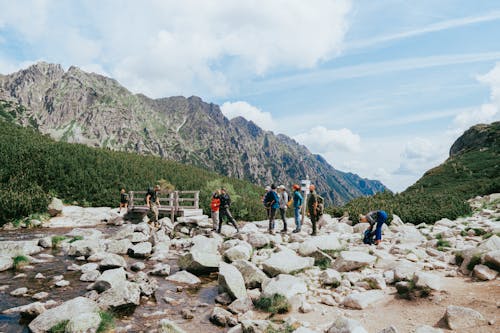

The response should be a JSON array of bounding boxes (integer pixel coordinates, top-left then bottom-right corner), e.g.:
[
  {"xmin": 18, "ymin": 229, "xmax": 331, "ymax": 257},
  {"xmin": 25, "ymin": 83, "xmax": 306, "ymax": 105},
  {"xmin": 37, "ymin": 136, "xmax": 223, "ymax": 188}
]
[{"xmin": 210, "ymin": 190, "xmax": 221, "ymax": 231}]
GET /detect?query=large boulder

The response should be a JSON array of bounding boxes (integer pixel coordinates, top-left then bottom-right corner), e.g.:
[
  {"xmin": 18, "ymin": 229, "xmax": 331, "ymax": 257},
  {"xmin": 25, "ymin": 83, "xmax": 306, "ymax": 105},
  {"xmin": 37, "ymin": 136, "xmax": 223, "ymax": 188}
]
[
  {"xmin": 342, "ymin": 290, "xmax": 385, "ymax": 309},
  {"xmin": 96, "ymin": 281, "xmax": 141, "ymax": 311},
  {"xmin": 320, "ymin": 269, "xmax": 342, "ymax": 287},
  {"xmin": 444, "ymin": 305, "xmax": 487, "ymax": 330},
  {"xmin": 96, "ymin": 267, "xmax": 127, "ymax": 289},
  {"xmin": 127, "ymin": 242, "xmax": 152, "ymax": 258},
  {"xmin": 47, "ymin": 197, "xmax": 64, "ymax": 217},
  {"xmin": 473, "ymin": 264, "xmax": 498, "ymax": 280},
  {"xmin": 297, "ymin": 235, "xmax": 343, "ymax": 258},
  {"xmin": 393, "ymin": 260, "xmax": 419, "ymax": 281},
  {"xmin": 247, "ymin": 233, "xmax": 270, "ymax": 249},
  {"xmin": 262, "ymin": 249, "xmax": 314, "ymax": 276},
  {"xmin": 67, "ymin": 239, "xmax": 103, "ymax": 257},
  {"xmin": 65, "ymin": 312, "xmax": 101, "ymax": 333},
  {"xmin": 232, "ymin": 260, "xmax": 269, "ymax": 289},
  {"xmin": 218, "ymin": 262, "xmax": 248, "ymax": 300},
  {"xmin": 28, "ymin": 297, "xmax": 99, "ymax": 333},
  {"xmin": 178, "ymin": 236, "xmax": 222, "ymax": 273},
  {"xmin": 484, "ymin": 249, "xmax": 500, "ymax": 270},
  {"xmin": 333, "ymin": 251, "xmax": 376, "ymax": 272},
  {"xmin": 105, "ymin": 239, "xmax": 133, "ymax": 254},
  {"xmin": 99, "ymin": 253, "xmax": 127, "ymax": 270},
  {"xmin": 0, "ymin": 256, "xmax": 13, "ymax": 271},
  {"xmin": 0, "ymin": 240, "xmax": 43, "ymax": 257},
  {"xmin": 394, "ymin": 225, "xmax": 426, "ymax": 244},
  {"xmin": 261, "ymin": 274, "xmax": 307, "ymax": 301},
  {"xmin": 224, "ymin": 245, "xmax": 252, "ymax": 262},
  {"xmin": 48, "ymin": 206, "xmax": 113, "ymax": 228},
  {"xmin": 413, "ymin": 272, "xmax": 443, "ymax": 291},
  {"xmin": 327, "ymin": 317, "xmax": 368, "ymax": 333}
]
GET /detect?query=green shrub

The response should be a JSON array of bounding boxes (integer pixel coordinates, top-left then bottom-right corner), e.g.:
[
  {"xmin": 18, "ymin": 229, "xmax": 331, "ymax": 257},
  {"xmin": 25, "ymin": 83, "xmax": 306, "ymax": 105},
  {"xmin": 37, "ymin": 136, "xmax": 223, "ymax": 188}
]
[
  {"xmin": 436, "ymin": 239, "xmax": 451, "ymax": 249},
  {"xmin": 13, "ymin": 255, "xmax": 29, "ymax": 270},
  {"xmin": 467, "ymin": 254, "xmax": 482, "ymax": 271},
  {"xmin": 69, "ymin": 236, "xmax": 84, "ymax": 243},
  {"xmin": 455, "ymin": 252, "xmax": 464, "ymax": 266},
  {"xmin": 265, "ymin": 324, "xmax": 295, "ymax": 333},
  {"xmin": 48, "ymin": 320, "xmax": 69, "ymax": 333},
  {"xmin": 97, "ymin": 311, "xmax": 115, "ymax": 333},
  {"xmin": 314, "ymin": 257, "xmax": 331, "ymax": 270},
  {"xmin": 255, "ymin": 294, "xmax": 290, "ymax": 314},
  {"xmin": 51, "ymin": 235, "xmax": 67, "ymax": 248}
]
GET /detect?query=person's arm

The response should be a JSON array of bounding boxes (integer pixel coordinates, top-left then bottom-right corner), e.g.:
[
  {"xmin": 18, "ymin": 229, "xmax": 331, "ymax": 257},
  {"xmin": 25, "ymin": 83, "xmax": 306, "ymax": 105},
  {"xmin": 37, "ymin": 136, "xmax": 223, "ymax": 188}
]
[{"xmin": 146, "ymin": 194, "xmax": 151, "ymax": 207}]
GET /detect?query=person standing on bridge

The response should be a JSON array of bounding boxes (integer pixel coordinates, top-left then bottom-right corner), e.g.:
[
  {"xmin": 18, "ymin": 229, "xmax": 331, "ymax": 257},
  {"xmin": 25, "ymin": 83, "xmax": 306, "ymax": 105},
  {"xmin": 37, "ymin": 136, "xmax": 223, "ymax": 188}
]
[
  {"xmin": 217, "ymin": 187, "xmax": 239, "ymax": 233},
  {"xmin": 210, "ymin": 190, "xmax": 221, "ymax": 231},
  {"xmin": 119, "ymin": 188, "xmax": 129, "ymax": 214},
  {"xmin": 146, "ymin": 185, "xmax": 161, "ymax": 228}
]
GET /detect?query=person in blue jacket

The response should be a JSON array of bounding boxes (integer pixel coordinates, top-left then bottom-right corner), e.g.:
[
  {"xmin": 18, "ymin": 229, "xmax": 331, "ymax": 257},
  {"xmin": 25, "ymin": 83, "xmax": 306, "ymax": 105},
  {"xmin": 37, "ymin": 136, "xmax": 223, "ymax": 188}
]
[
  {"xmin": 263, "ymin": 184, "xmax": 280, "ymax": 234},
  {"xmin": 291, "ymin": 184, "xmax": 303, "ymax": 233},
  {"xmin": 361, "ymin": 210, "xmax": 388, "ymax": 245}
]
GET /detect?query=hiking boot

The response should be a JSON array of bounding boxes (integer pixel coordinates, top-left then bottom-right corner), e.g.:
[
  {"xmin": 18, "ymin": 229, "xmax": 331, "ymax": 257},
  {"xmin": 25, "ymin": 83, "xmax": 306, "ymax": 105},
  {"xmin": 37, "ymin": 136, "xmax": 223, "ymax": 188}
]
[
  {"xmin": 311, "ymin": 232, "xmax": 317, "ymax": 236},
  {"xmin": 280, "ymin": 229, "xmax": 287, "ymax": 233},
  {"xmin": 269, "ymin": 229, "xmax": 275, "ymax": 235},
  {"xmin": 292, "ymin": 228, "xmax": 300, "ymax": 233}
]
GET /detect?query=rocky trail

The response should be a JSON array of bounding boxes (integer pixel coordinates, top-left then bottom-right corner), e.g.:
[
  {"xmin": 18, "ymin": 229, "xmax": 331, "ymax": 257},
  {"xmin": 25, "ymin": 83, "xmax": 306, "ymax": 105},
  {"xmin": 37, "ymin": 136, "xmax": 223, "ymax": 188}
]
[{"xmin": 0, "ymin": 195, "xmax": 499, "ymax": 333}]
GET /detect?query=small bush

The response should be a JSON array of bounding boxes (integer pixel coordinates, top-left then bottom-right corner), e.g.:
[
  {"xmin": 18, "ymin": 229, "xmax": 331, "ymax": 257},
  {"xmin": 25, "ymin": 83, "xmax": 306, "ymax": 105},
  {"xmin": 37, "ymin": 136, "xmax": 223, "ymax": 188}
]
[
  {"xmin": 472, "ymin": 228, "xmax": 487, "ymax": 236},
  {"xmin": 455, "ymin": 252, "xmax": 464, "ymax": 266},
  {"xmin": 265, "ymin": 324, "xmax": 295, "ymax": 333},
  {"xmin": 51, "ymin": 235, "xmax": 67, "ymax": 247},
  {"xmin": 467, "ymin": 254, "xmax": 482, "ymax": 271},
  {"xmin": 255, "ymin": 294, "xmax": 290, "ymax": 314},
  {"xmin": 314, "ymin": 257, "xmax": 331, "ymax": 270},
  {"xmin": 460, "ymin": 230, "xmax": 468, "ymax": 237},
  {"xmin": 13, "ymin": 255, "xmax": 29, "ymax": 270},
  {"xmin": 436, "ymin": 239, "xmax": 451, "ymax": 250},
  {"xmin": 48, "ymin": 320, "xmax": 69, "ymax": 333},
  {"xmin": 69, "ymin": 236, "xmax": 84, "ymax": 243},
  {"xmin": 97, "ymin": 311, "xmax": 115, "ymax": 333}
]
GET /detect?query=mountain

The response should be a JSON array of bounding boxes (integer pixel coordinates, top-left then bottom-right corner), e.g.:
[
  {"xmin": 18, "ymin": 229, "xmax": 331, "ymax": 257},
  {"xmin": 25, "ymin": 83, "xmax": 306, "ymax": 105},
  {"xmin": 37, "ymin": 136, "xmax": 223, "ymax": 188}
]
[
  {"xmin": 328, "ymin": 121, "xmax": 500, "ymax": 224},
  {"xmin": 0, "ymin": 62, "xmax": 386, "ymax": 204}
]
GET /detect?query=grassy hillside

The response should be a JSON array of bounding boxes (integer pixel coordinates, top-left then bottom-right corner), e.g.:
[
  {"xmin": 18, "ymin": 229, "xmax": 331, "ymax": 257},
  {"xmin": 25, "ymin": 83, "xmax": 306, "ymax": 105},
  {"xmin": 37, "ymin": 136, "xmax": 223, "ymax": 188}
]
[
  {"xmin": 328, "ymin": 122, "xmax": 500, "ymax": 225},
  {"xmin": 0, "ymin": 120, "xmax": 268, "ymax": 224}
]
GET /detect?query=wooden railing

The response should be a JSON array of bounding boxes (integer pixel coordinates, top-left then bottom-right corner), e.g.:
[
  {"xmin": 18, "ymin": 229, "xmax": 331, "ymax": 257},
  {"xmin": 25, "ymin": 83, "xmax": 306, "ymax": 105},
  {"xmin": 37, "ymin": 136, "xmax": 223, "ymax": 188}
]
[{"xmin": 128, "ymin": 190, "xmax": 200, "ymax": 219}]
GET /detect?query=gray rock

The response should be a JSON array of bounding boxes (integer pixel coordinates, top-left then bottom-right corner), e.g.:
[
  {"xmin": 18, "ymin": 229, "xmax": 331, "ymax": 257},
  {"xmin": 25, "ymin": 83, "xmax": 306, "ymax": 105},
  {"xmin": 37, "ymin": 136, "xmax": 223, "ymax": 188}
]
[
  {"xmin": 91, "ymin": 280, "xmax": 112, "ymax": 293},
  {"xmin": 166, "ymin": 270, "xmax": 201, "ymax": 285},
  {"xmin": 38, "ymin": 237, "xmax": 52, "ymax": 248},
  {"xmin": 262, "ymin": 249, "xmax": 314, "ymax": 276},
  {"xmin": 210, "ymin": 306, "xmax": 235, "ymax": 327},
  {"xmin": 2, "ymin": 301, "xmax": 46, "ymax": 318},
  {"xmin": 327, "ymin": 316, "xmax": 368, "ymax": 333},
  {"xmin": 96, "ymin": 267, "xmax": 127, "ymax": 289},
  {"xmin": 483, "ymin": 250, "xmax": 500, "ymax": 270},
  {"xmin": 444, "ymin": 305, "xmax": 487, "ymax": 330},
  {"xmin": 127, "ymin": 242, "xmax": 152, "ymax": 258},
  {"xmin": 131, "ymin": 261, "xmax": 146, "ymax": 272},
  {"xmin": 80, "ymin": 270, "xmax": 101, "ymax": 282},
  {"xmin": 0, "ymin": 240, "xmax": 43, "ymax": 257},
  {"xmin": 413, "ymin": 272, "xmax": 442, "ymax": 291},
  {"xmin": 55, "ymin": 280, "xmax": 70, "ymax": 287},
  {"xmin": 10, "ymin": 287, "xmax": 28, "ymax": 296},
  {"xmin": 68, "ymin": 239, "xmax": 103, "ymax": 257},
  {"xmin": 106, "ymin": 239, "xmax": 133, "ymax": 254},
  {"xmin": 96, "ymin": 281, "xmax": 141, "ymax": 311},
  {"xmin": 0, "ymin": 256, "xmax": 13, "ymax": 271},
  {"xmin": 473, "ymin": 264, "xmax": 498, "ymax": 280},
  {"xmin": 130, "ymin": 271, "xmax": 158, "ymax": 296},
  {"xmin": 67, "ymin": 228, "xmax": 103, "ymax": 239},
  {"xmin": 414, "ymin": 325, "xmax": 443, "ymax": 333},
  {"xmin": 298, "ymin": 235, "xmax": 343, "ymax": 258},
  {"xmin": 227, "ymin": 297, "xmax": 253, "ymax": 314},
  {"xmin": 80, "ymin": 262, "xmax": 99, "ymax": 273},
  {"xmin": 364, "ymin": 274, "xmax": 387, "ymax": 290},
  {"xmin": 150, "ymin": 240, "xmax": 171, "ymax": 261},
  {"xmin": 215, "ymin": 293, "xmax": 233, "ymax": 305},
  {"xmin": 333, "ymin": 251, "xmax": 376, "ymax": 272},
  {"xmin": 320, "ymin": 269, "xmax": 342, "ymax": 287},
  {"xmin": 342, "ymin": 290, "xmax": 385, "ymax": 309},
  {"xmin": 130, "ymin": 232, "xmax": 149, "ymax": 243},
  {"xmin": 247, "ymin": 233, "xmax": 270, "ymax": 249},
  {"xmin": 240, "ymin": 320, "xmax": 272, "ymax": 333},
  {"xmin": 159, "ymin": 318, "xmax": 188, "ymax": 333},
  {"xmin": 218, "ymin": 262, "xmax": 248, "ymax": 300},
  {"xmin": 28, "ymin": 297, "xmax": 99, "ymax": 333},
  {"xmin": 99, "ymin": 253, "xmax": 127, "ymax": 270},
  {"xmin": 65, "ymin": 312, "xmax": 101, "ymax": 333},
  {"xmin": 378, "ymin": 326, "xmax": 398, "ymax": 333},
  {"xmin": 393, "ymin": 261, "xmax": 418, "ymax": 281},
  {"xmin": 224, "ymin": 245, "xmax": 252, "ymax": 262},
  {"xmin": 232, "ymin": 260, "xmax": 269, "ymax": 289},
  {"xmin": 178, "ymin": 235, "xmax": 222, "ymax": 273},
  {"xmin": 32, "ymin": 291, "xmax": 49, "ymax": 300},
  {"xmin": 150, "ymin": 263, "xmax": 171, "ymax": 276},
  {"xmin": 262, "ymin": 274, "xmax": 307, "ymax": 301},
  {"xmin": 47, "ymin": 197, "xmax": 64, "ymax": 217}
]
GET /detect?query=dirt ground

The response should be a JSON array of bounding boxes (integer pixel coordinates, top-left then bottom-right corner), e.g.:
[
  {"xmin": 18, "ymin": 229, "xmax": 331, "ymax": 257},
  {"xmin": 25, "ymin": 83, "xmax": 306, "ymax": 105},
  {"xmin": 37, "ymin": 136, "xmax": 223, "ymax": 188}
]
[{"xmin": 286, "ymin": 275, "xmax": 500, "ymax": 333}]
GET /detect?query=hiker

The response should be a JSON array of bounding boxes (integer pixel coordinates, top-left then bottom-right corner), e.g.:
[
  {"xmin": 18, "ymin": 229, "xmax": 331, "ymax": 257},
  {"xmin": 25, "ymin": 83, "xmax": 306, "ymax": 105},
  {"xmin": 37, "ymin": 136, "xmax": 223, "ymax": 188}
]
[
  {"xmin": 262, "ymin": 185, "xmax": 271, "ymax": 218},
  {"xmin": 146, "ymin": 185, "xmax": 161, "ymax": 228},
  {"xmin": 278, "ymin": 185, "xmax": 289, "ymax": 232},
  {"xmin": 292, "ymin": 184, "xmax": 303, "ymax": 233},
  {"xmin": 210, "ymin": 190, "xmax": 221, "ymax": 231},
  {"xmin": 119, "ymin": 188, "xmax": 129, "ymax": 213},
  {"xmin": 361, "ymin": 210, "xmax": 388, "ymax": 245},
  {"xmin": 263, "ymin": 184, "xmax": 280, "ymax": 234},
  {"xmin": 307, "ymin": 184, "xmax": 320, "ymax": 236},
  {"xmin": 218, "ymin": 188, "xmax": 239, "ymax": 233}
]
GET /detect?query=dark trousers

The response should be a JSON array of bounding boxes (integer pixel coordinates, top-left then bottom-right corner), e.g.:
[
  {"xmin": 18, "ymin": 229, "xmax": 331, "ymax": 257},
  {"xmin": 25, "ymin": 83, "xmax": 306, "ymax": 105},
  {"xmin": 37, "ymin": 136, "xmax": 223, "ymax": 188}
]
[
  {"xmin": 279, "ymin": 208, "xmax": 287, "ymax": 230},
  {"xmin": 218, "ymin": 208, "xmax": 238, "ymax": 232},
  {"xmin": 310, "ymin": 213, "xmax": 319, "ymax": 235},
  {"xmin": 269, "ymin": 207, "xmax": 277, "ymax": 231}
]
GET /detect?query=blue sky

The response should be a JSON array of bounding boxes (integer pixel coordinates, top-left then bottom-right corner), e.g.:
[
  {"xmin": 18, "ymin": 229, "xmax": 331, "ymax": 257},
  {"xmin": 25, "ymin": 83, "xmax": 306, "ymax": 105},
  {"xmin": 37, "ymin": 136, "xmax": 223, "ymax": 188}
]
[{"xmin": 1, "ymin": 0, "xmax": 499, "ymax": 191}]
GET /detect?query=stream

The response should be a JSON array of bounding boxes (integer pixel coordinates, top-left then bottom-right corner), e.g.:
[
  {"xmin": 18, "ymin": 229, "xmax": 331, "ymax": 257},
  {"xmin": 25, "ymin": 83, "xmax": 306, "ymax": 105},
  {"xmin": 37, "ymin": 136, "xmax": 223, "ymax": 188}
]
[{"xmin": 0, "ymin": 225, "xmax": 227, "ymax": 333}]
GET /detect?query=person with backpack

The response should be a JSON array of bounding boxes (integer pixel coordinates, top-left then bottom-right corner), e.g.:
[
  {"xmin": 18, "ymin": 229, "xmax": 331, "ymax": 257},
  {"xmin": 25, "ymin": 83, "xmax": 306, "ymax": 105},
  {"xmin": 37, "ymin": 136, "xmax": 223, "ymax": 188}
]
[
  {"xmin": 262, "ymin": 186, "xmax": 271, "ymax": 218},
  {"xmin": 119, "ymin": 188, "xmax": 129, "ymax": 214},
  {"xmin": 218, "ymin": 187, "xmax": 239, "ymax": 233},
  {"xmin": 210, "ymin": 190, "xmax": 221, "ymax": 231},
  {"xmin": 361, "ymin": 210, "xmax": 389, "ymax": 245},
  {"xmin": 277, "ymin": 185, "xmax": 289, "ymax": 233},
  {"xmin": 292, "ymin": 184, "xmax": 303, "ymax": 233},
  {"xmin": 263, "ymin": 184, "xmax": 280, "ymax": 234},
  {"xmin": 146, "ymin": 185, "xmax": 161, "ymax": 228},
  {"xmin": 307, "ymin": 184, "xmax": 323, "ymax": 236}
]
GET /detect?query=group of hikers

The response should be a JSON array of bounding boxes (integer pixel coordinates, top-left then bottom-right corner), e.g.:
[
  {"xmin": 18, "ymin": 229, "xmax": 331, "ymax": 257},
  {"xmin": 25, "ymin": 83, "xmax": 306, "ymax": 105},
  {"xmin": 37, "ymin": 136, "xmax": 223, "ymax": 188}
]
[{"xmin": 119, "ymin": 184, "xmax": 389, "ymax": 245}]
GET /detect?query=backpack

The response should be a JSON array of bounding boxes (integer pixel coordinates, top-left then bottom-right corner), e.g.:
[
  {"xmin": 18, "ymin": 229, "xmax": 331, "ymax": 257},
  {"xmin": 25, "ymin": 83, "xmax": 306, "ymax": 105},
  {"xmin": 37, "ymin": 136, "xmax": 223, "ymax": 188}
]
[
  {"xmin": 363, "ymin": 229, "xmax": 375, "ymax": 245},
  {"xmin": 315, "ymin": 195, "xmax": 324, "ymax": 216},
  {"xmin": 263, "ymin": 191, "xmax": 274, "ymax": 208}
]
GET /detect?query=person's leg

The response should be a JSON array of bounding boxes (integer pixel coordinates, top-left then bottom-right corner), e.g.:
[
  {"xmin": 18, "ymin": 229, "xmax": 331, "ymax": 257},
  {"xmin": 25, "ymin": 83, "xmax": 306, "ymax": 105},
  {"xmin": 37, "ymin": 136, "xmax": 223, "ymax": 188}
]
[
  {"xmin": 311, "ymin": 215, "xmax": 317, "ymax": 235},
  {"xmin": 217, "ymin": 209, "xmax": 225, "ymax": 233},
  {"xmin": 225, "ymin": 209, "xmax": 239, "ymax": 231},
  {"xmin": 294, "ymin": 207, "xmax": 301, "ymax": 231},
  {"xmin": 280, "ymin": 208, "xmax": 287, "ymax": 231},
  {"xmin": 269, "ymin": 208, "xmax": 276, "ymax": 233},
  {"xmin": 375, "ymin": 220, "xmax": 384, "ymax": 243}
]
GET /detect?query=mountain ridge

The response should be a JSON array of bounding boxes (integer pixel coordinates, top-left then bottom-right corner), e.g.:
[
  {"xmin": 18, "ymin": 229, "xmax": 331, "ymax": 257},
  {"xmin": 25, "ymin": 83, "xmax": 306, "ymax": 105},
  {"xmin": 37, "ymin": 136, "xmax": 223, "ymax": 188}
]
[{"xmin": 0, "ymin": 62, "xmax": 387, "ymax": 204}]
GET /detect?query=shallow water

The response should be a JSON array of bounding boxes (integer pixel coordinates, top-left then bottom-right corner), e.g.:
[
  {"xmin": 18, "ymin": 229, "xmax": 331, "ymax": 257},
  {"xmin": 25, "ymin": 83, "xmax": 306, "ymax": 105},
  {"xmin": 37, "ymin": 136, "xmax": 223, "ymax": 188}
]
[{"xmin": 0, "ymin": 225, "xmax": 227, "ymax": 333}]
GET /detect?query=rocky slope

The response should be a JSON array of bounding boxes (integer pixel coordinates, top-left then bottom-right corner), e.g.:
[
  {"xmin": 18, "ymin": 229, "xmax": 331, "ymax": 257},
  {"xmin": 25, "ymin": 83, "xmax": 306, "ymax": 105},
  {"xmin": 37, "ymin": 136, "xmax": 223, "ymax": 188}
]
[
  {"xmin": 0, "ymin": 194, "xmax": 499, "ymax": 332},
  {"xmin": 0, "ymin": 62, "xmax": 386, "ymax": 204}
]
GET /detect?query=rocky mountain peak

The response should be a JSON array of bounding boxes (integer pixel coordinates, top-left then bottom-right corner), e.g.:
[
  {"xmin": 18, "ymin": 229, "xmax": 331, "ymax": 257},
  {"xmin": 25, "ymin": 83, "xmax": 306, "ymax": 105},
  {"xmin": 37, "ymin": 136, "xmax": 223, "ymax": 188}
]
[{"xmin": 449, "ymin": 121, "xmax": 499, "ymax": 157}]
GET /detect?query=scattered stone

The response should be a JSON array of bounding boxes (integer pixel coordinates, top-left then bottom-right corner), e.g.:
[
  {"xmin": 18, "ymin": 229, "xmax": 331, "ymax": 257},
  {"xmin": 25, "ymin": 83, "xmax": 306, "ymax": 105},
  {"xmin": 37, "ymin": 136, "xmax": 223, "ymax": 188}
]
[
  {"xmin": 67, "ymin": 239, "xmax": 103, "ymax": 257},
  {"xmin": 227, "ymin": 297, "xmax": 253, "ymax": 314},
  {"xmin": 299, "ymin": 301, "xmax": 313, "ymax": 313},
  {"xmin": 80, "ymin": 262, "xmax": 99, "ymax": 273},
  {"xmin": 393, "ymin": 261, "xmax": 418, "ymax": 281},
  {"xmin": 159, "ymin": 319, "xmax": 188, "ymax": 333},
  {"xmin": 178, "ymin": 236, "xmax": 222, "ymax": 274},
  {"xmin": 326, "ymin": 316, "xmax": 368, "ymax": 333},
  {"xmin": 378, "ymin": 326, "xmax": 398, "ymax": 333},
  {"xmin": 320, "ymin": 269, "xmax": 342, "ymax": 287},
  {"xmin": 247, "ymin": 233, "xmax": 270, "ymax": 249},
  {"xmin": 224, "ymin": 245, "xmax": 252, "ymax": 262},
  {"xmin": 413, "ymin": 272, "xmax": 442, "ymax": 291},
  {"xmin": 473, "ymin": 264, "xmax": 498, "ymax": 281},
  {"xmin": 215, "ymin": 293, "xmax": 233, "ymax": 305},
  {"xmin": 444, "ymin": 305, "xmax": 487, "ymax": 330},
  {"xmin": 106, "ymin": 239, "xmax": 133, "ymax": 254},
  {"xmin": 342, "ymin": 290, "xmax": 385, "ymax": 309},
  {"xmin": 80, "ymin": 270, "xmax": 101, "ymax": 282},
  {"xmin": 55, "ymin": 280, "xmax": 70, "ymax": 287},
  {"xmin": 150, "ymin": 263, "xmax": 171, "ymax": 276},
  {"xmin": 261, "ymin": 274, "xmax": 307, "ymax": 301},
  {"xmin": 414, "ymin": 325, "xmax": 443, "ymax": 333},
  {"xmin": 2, "ymin": 301, "xmax": 46, "ymax": 319},
  {"xmin": 127, "ymin": 242, "xmax": 152, "ymax": 258},
  {"xmin": 232, "ymin": 260, "xmax": 269, "ymax": 289},
  {"xmin": 35, "ymin": 273, "xmax": 45, "ymax": 279},
  {"xmin": 298, "ymin": 235, "xmax": 343, "ymax": 258},
  {"xmin": 47, "ymin": 197, "xmax": 64, "ymax": 216},
  {"xmin": 91, "ymin": 280, "xmax": 112, "ymax": 294},
  {"xmin": 97, "ymin": 281, "xmax": 141, "ymax": 311},
  {"xmin": 10, "ymin": 287, "xmax": 28, "ymax": 296},
  {"xmin": 96, "ymin": 267, "xmax": 127, "ymax": 289},
  {"xmin": 166, "ymin": 270, "xmax": 201, "ymax": 285},
  {"xmin": 32, "ymin": 292, "xmax": 49, "ymax": 300},
  {"xmin": 262, "ymin": 249, "xmax": 314, "ymax": 276},
  {"xmin": 99, "ymin": 253, "xmax": 127, "ymax": 270},
  {"xmin": 181, "ymin": 308, "xmax": 194, "ymax": 319},
  {"xmin": 210, "ymin": 306, "xmax": 235, "ymax": 327},
  {"xmin": 131, "ymin": 261, "xmax": 146, "ymax": 272},
  {"xmin": 333, "ymin": 251, "xmax": 376, "ymax": 272},
  {"xmin": 484, "ymin": 250, "xmax": 500, "ymax": 270}
]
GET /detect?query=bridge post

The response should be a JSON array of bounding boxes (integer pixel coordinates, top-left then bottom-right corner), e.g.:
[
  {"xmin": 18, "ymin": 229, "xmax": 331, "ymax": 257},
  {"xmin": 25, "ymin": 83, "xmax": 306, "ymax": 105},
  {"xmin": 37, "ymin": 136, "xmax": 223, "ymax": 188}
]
[
  {"xmin": 129, "ymin": 191, "xmax": 134, "ymax": 210},
  {"xmin": 194, "ymin": 191, "xmax": 199, "ymax": 209},
  {"xmin": 169, "ymin": 191, "xmax": 175, "ymax": 222}
]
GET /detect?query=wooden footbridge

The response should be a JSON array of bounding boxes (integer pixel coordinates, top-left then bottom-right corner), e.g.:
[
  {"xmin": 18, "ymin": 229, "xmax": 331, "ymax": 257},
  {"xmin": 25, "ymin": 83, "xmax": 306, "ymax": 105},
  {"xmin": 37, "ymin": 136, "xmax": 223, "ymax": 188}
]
[{"xmin": 128, "ymin": 190, "xmax": 203, "ymax": 220}]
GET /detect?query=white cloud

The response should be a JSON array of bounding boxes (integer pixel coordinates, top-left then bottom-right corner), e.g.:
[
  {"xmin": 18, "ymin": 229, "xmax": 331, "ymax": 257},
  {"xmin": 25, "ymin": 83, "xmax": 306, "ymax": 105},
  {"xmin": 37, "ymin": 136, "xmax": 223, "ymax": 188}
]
[
  {"xmin": 221, "ymin": 101, "xmax": 275, "ymax": 131},
  {"xmin": 0, "ymin": 0, "xmax": 352, "ymax": 98},
  {"xmin": 395, "ymin": 137, "xmax": 448, "ymax": 176},
  {"xmin": 451, "ymin": 62, "xmax": 500, "ymax": 133},
  {"xmin": 294, "ymin": 126, "xmax": 361, "ymax": 153}
]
